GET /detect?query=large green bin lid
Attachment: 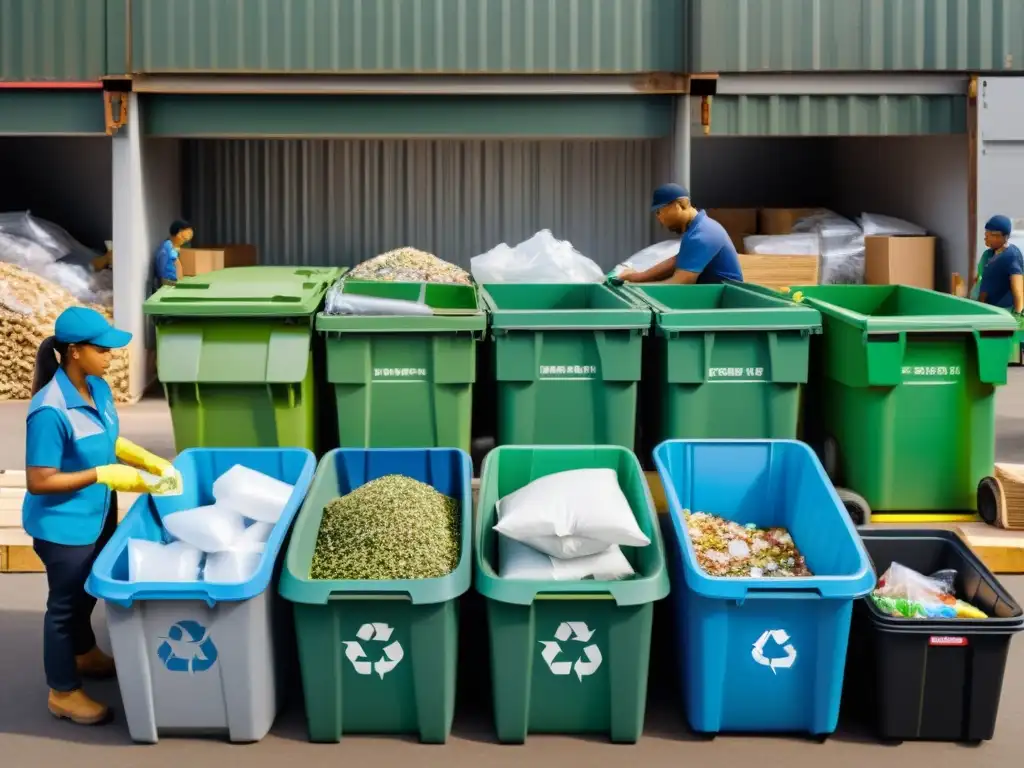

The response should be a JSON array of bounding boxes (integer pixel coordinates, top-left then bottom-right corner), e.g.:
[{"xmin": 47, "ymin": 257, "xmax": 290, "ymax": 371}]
[
  {"xmin": 780, "ymin": 284, "xmax": 1017, "ymax": 334},
  {"xmin": 626, "ymin": 283, "xmax": 821, "ymax": 333},
  {"xmin": 481, "ymin": 283, "xmax": 650, "ymax": 331},
  {"xmin": 144, "ymin": 266, "xmax": 343, "ymax": 318},
  {"xmin": 316, "ymin": 279, "xmax": 486, "ymax": 333}
]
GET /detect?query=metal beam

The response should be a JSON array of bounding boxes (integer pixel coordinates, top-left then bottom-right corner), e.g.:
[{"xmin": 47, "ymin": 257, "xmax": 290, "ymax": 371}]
[{"xmin": 716, "ymin": 74, "xmax": 968, "ymax": 97}]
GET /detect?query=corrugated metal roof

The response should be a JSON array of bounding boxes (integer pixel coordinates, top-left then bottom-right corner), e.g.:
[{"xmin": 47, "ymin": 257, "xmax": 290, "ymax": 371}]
[
  {"xmin": 182, "ymin": 138, "xmax": 670, "ymax": 270},
  {"xmin": 689, "ymin": 0, "xmax": 1024, "ymax": 73},
  {"xmin": 706, "ymin": 94, "xmax": 967, "ymax": 136},
  {"xmin": 0, "ymin": 0, "xmax": 110, "ymax": 81},
  {"xmin": 130, "ymin": 0, "xmax": 684, "ymax": 74}
]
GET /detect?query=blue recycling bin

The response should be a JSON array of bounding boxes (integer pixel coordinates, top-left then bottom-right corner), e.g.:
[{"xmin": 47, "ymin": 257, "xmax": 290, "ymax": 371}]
[
  {"xmin": 87, "ymin": 447, "xmax": 315, "ymax": 744},
  {"xmin": 654, "ymin": 439, "xmax": 874, "ymax": 737}
]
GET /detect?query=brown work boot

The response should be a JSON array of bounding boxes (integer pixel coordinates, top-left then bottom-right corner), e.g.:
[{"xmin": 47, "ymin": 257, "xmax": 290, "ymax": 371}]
[
  {"xmin": 48, "ymin": 689, "xmax": 111, "ymax": 726},
  {"xmin": 75, "ymin": 646, "xmax": 116, "ymax": 679}
]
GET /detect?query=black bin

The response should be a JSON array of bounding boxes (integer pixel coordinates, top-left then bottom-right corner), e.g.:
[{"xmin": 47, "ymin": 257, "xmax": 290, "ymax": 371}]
[{"xmin": 844, "ymin": 530, "xmax": 1023, "ymax": 743}]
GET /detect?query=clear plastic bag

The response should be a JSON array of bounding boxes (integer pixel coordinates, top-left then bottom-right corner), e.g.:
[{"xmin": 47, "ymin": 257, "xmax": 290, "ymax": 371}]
[
  {"xmin": 324, "ymin": 281, "xmax": 433, "ymax": 316},
  {"xmin": 743, "ymin": 234, "xmax": 820, "ymax": 255},
  {"xmin": 203, "ymin": 546, "xmax": 264, "ymax": 583},
  {"xmin": 871, "ymin": 562, "xmax": 988, "ymax": 619},
  {"xmin": 240, "ymin": 521, "xmax": 274, "ymax": 545},
  {"xmin": 471, "ymin": 230, "xmax": 604, "ymax": 284},
  {"xmin": 608, "ymin": 240, "xmax": 679, "ymax": 279},
  {"xmin": 212, "ymin": 464, "xmax": 295, "ymax": 524},
  {"xmin": 0, "ymin": 211, "xmax": 101, "ymax": 265},
  {"xmin": 128, "ymin": 539, "xmax": 203, "ymax": 582},
  {"xmin": 162, "ymin": 504, "xmax": 247, "ymax": 553},
  {"xmin": 859, "ymin": 213, "xmax": 926, "ymax": 237}
]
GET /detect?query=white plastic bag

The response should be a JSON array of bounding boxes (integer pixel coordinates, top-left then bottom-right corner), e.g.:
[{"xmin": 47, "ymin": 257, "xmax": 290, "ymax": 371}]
[
  {"xmin": 163, "ymin": 504, "xmax": 247, "ymax": 553},
  {"xmin": 743, "ymin": 234, "xmax": 819, "ymax": 256},
  {"xmin": 471, "ymin": 230, "xmax": 604, "ymax": 284},
  {"xmin": 203, "ymin": 546, "xmax": 264, "ymax": 583},
  {"xmin": 498, "ymin": 536, "xmax": 635, "ymax": 581},
  {"xmin": 493, "ymin": 468, "xmax": 651, "ymax": 559},
  {"xmin": 609, "ymin": 240, "xmax": 679, "ymax": 279},
  {"xmin": 128, "ymin": 539, "xmax": 203, "ymax": 582},
  {"xmin": 859, "ymin": 213, "xmax": 926, "ymax": 237},
  {"xmin": 240, "ymin": 521, "xmax": 274, "ymax": 545},
  {"xmin": 324, "ymin": 282, "xmax": 433, "ymax": 316},
  {"xmin": 212, "ymin": 465, "xmax": 294, "ymax": 524}
]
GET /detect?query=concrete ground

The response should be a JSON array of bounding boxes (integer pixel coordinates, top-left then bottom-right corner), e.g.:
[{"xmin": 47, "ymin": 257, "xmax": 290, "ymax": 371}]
[{"xmin": 3, "ymin": 374, "xmax": 1024, "ymax": 766}]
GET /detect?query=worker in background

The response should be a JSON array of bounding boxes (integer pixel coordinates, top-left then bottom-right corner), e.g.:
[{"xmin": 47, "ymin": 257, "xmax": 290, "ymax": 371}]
[
  {"xmin": 974, "ymin": 215, "xmax": 1024, "ymax": 318},
  {"xmin": 153, "ymin": 219, "xmax": 194, "ymax": 289},
  {"xmin": 617, "ymin": 183, "xmax": 744, "ymax": 285},
  {"xmin": 24, "ymin": 307, "xmax": 175, "ymax": 726}
]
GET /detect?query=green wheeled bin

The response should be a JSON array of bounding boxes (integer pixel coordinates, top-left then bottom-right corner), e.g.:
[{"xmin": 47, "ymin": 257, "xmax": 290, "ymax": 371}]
[
  {"xmin": 279, "ymin": 447, "xmax": 472, "ymax": 743},
  {"xmin": 788, "ymin": 284, "xmax": 1017, "ymax": 513},
  {"xmin": 475, "ymin": 445, "xmax": 669, "ymax": 743},
  {"xmin": 480, "ymin": 283, "xmax": 650, "ymax": 449},
  {"xmin": 316, "ymin": 280, "xmax": 486, "ymax": 452},
  {"xmin": 144, "ymin": 266, "xmax": 341, "ymax": 453},
  {"xmin": 625, "ymin": 283, "xmax": 821, "ymax": 446}
]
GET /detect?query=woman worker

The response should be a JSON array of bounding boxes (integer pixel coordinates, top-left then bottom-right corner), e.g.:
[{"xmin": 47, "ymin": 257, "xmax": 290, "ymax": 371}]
[
  {"xmin": 23, "ymin": 307, "xmax": 174, "ymax": 726},
  {"xmin": 974, "ymin": 214, "xmax": 1024, "ymax": 317}
]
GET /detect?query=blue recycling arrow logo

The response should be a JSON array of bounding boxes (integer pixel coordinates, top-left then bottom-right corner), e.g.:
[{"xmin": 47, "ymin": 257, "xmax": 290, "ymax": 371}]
[{"xmin": 157, "ymin": 620, "xmax": 218, "ymax": 674}]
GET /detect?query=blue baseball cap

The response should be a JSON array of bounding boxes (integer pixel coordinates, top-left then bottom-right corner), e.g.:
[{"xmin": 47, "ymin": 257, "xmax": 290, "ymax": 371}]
[
  {"xmin": 985, "ymin": 215, "xmax": 1012, "ymax": 236},
  {"xmin": 54, "ymin": 307, "xmax": 132, "ymax": 349},
  {"xmin": 651, "ymin": 183, "xmax": 689, "ymax": 212}
]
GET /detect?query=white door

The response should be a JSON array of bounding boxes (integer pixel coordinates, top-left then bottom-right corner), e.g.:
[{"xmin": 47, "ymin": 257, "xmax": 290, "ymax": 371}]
[{"xmin": 977, "ymin": 77, "xmax": 1024, "ymax": 256}]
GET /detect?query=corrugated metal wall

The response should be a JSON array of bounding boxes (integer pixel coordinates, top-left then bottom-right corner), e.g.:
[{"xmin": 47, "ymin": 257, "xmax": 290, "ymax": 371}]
[
  {"xmin": 183, "ymin": 139, "xmax": 673, "ymax": 270},
  {"xmin": 131, "ymin": 0, "xmax": 684, "ymax": 74},
  {"xmin": 0, "ymin": 0, "xmax": 112, "ymax": 81},
  {"xmin": 689, "ymin": 0, "xmax": 1024, "ymax": 73}
]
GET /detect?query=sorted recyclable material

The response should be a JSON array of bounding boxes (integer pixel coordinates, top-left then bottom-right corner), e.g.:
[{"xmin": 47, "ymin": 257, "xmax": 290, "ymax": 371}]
[
  {"xmin": 870, "ymin": 562, "xmax": 989, "ymax": 619},
  {"xmin": 0, "ymin": 263, "xmax": 129, "ymax": 402},
  {"xmin": 162, "ymin": 503, "xmax": 248, "ymax": 554},
  {"xmin": 128, "ymin": 539, "xmax": 204, "ymax": 582},
  {"xmin": 348, "ymin": 247, "xmax": 471, "ymax": 284},
  {"xmin": 310, "ymin": 474, "xmax": 460, "ymax": 580},
  {"xmin": 212, "ymin": 464, "xmax": 295, "ymax": 524},
  {"xmin": 683, "ymin": 510, "xmax": 812, "ymax": 578},
  {"xmin": 498, "ymin": 536, "xmax": 635, "ymax": 581},
  {"xmin": 471, "ymin": 229, "xmax": 605, "ymax": 284},
  {"xmin": 493, "ymin": 468, "xmax": 651, "ymax": 559}
]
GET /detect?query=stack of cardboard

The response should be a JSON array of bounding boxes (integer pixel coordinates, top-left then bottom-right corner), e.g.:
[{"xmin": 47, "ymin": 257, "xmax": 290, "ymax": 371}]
[
  {"xmin": 710, "ymin": 207, "xmax": 821, "ymax": 291},
  {"xmin": 174, "ymin": 244, "xmax": 257, "ymax": 279}
]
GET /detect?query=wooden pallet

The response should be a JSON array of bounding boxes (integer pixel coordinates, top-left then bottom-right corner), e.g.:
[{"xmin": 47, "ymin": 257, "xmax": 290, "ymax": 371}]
[
  {"xmin": 1, "ymin": 469, "xmax": 137, "ymax": 574},
  {"xmin": 956, "ymin": 523, "xmax": 1024, "ymax": 574}
]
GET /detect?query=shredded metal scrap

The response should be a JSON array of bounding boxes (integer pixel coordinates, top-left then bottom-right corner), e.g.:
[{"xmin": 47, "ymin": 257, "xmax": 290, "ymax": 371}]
[{"xmin": 347, "ymin": 247, "xmax": 471, "ymax": 284}]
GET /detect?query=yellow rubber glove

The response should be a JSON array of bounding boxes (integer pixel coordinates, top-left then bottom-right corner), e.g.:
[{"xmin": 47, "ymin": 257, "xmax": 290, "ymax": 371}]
[
  {"xmin": 115, "ymin": 438, "xmax": 173, "ymax": 477},
  {"xmin": 95, "ymin": 464, "xmax": 150, "ymax": 493}
]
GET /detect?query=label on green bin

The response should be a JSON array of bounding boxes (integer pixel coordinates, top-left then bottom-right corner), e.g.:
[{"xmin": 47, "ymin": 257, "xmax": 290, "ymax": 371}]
[
  {"xmin": 373, "ymin": 366, "xmax": 429, "ymax": 380},
  {"xmin": 900, "ymin": 364, "xmax": 962, "ymax": 382},
  {"xmin": 540, "ymin": 364, "xmax": 598, "ymax": 379},
  {"xmin": 708, "ymin": 366, "xmax": 767, "ymax": 381}
]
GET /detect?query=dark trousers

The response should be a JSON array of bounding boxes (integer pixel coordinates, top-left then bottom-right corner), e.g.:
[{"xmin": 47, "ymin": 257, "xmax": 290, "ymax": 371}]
[{"xmin": 33, "ymin": 496, "xmax": 118, "ymax": 692}]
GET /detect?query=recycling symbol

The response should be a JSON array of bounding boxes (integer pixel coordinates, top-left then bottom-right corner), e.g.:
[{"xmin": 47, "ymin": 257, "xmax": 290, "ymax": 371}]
[
  {"xmin": 156, "ymin": 620, "xmax": 218, "ymax": 674},
  {"xmin": 539, "ymin": 622, "xmax": 603, "ymax": 681},
  {"xmin": 751, "ymin": 629, "xmax": 797, "ymax": 674},
  {"xmin": 343, "ymin": 623, "xmax": 405, "ymax": 679}
]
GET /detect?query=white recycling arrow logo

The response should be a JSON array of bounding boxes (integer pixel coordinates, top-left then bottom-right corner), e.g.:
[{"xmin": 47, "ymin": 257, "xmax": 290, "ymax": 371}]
[
  {"xmin": 751, "ymin": 629, "xmax": 797, "ymax": 674},
  {"xmin": 539, "ymin": 622, "xmax": 603, "ymax": 681},
  {"xmin": 343, "ymin": 623, "xmax": 405, "ymax": 679}
]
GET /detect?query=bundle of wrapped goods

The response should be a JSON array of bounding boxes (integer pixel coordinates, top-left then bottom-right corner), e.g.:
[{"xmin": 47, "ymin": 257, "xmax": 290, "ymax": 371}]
[
  {"xmin": 348, "ymin": 247, "xmax": 472, "ymax": 284},
  {"xmin": 0, "ymin": 263, "xmax": 130, "ymax": 402}
]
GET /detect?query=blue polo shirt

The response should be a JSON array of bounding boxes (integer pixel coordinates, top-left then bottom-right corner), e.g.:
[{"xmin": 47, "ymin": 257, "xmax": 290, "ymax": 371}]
[
  {"xmin": 675, "ymin": 211, "xmax": 745, "ymax": 283},
  {"xmin": 22, "ymin": 369, "xmax": 119, "ymax": 545},
  {"xmin": 154, "ymin": 239, "xmax": 179, "ymax": 284},
  {"xmin": 978, "ymin": 244, "xmax": 1024, "ymax": 310}
]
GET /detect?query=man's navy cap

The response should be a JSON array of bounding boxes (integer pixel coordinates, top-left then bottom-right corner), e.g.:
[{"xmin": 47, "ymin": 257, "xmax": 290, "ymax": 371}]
[
  {"xmin": 54, "ymin": 307, "xmax": 132, "ymax": 349},
  {"xmin": 651, "ymin": 183, "xmax": 689, "ymax": 212},
  {"xmin": 985, "ymin": 215, "xmax": 1013, "ymax": 236}
]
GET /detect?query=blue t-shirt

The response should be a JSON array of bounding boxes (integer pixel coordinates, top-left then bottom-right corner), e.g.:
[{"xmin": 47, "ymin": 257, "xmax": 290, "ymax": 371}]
[
  {"xmin": 154, "ymin": 239, "xmax": 179, "ymax": 284},
  {"xmin": 675, "ymin": 211, "xmax": 745, "ymax": 283},
  {"xmin": 979, "ymin": 244, "xmax": 1024, "ymax": 310},
  {"xmin": 22, "ymin": 368, "xmax": 119, "ymax": 546}
]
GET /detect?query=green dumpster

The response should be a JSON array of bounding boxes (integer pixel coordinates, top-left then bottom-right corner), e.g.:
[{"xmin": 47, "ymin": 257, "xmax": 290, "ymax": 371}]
[
  {"xmin": 475, "ymin": 445, "xmax": 669, "ymax": 743},
  {"xmin": 143, "ymin": 266, "xmax": 341, "ymax": 452},
  {"xmin": 279, "ymin": 447, "xmax": 472, "ymax": 743},
  {"xmin": 788, "ymin": 284, "xmax": 1017, "ymax": 512},
  {"xmin": 626, "ymin": 283, "xmax": 820, "ymax": 445},
  {"xmin": 480, "ymin": 283, "xmax": 650, "ymax": 449},
  {"xmin": 316, "ymin": 280, "xmax": 485, "ymax": 452}
]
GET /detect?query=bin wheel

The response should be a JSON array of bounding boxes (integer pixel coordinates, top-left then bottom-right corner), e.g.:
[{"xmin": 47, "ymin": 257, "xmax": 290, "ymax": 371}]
[
  {"xmin": 821, "ymin": 435, "xmax": 842, "ymax": 484},
  {"xmin": 836, "ymin": 487, "xmax": 872, "ymax": 526},
  {"xmin": 976, "ymin": 476, "xmax": 1003, "ymax": 528}
]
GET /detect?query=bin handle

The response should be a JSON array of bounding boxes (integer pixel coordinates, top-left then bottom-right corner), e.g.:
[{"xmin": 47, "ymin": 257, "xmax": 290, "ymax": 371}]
[
  {"xmin": 327, "ymin": 592, "xmax": 412, "ymax": 603},
  {"xmin": 742, "ymin": 587, "xmax": 823, "ymax": 600},
  {"xmin": 535, "ymin": 592, "xmax": 615, "ymax": 602}
]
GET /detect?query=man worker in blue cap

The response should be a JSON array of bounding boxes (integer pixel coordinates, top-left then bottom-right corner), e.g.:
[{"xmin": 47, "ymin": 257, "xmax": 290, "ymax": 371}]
[
  {"xmin": 974, "ymin": 214, "xmax": 1023, "ymax": 317},
  {"xmin": 617, "ymin": 183, "xmax": 744, "ymax": 285}
]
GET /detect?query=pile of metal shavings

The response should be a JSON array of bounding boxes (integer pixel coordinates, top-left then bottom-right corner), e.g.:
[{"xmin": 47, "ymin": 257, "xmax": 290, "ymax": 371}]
[
  {"xmin": 310, "ymin": 474, "xmax": 460, "ymax": 581},
  {"xmin": 683, "ymin": 509, "xmax": 812, "ymax": 578},
  {"xmin": 347, "ymin": 247, "xmax": 472, "ymax": 284}
]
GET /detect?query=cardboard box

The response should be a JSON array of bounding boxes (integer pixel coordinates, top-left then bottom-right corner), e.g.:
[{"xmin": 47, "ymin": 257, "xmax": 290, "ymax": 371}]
[
  {"xmin": 739, "ymin": 253, "xmax": 820, "ymax": 292},
  {"xmin": 175, "ymin": 244, "xmax": 257, "ymax": 279},
  {"xmin": 864, "ymin": 236, "xmax": 935, "ymax": 290},
  {"xmin": 708, "ymin": 208, "xmax": 758, "ymax": 252},
  {"xmin": 758, "ymin": 208, "xmax": 822, "ymax": 235}
]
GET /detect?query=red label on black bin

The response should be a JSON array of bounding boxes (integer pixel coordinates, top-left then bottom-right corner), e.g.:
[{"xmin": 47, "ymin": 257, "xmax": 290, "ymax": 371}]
[{"xmin": 929, "ymin": 636, "xmax": 969, "ymax": 647}]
